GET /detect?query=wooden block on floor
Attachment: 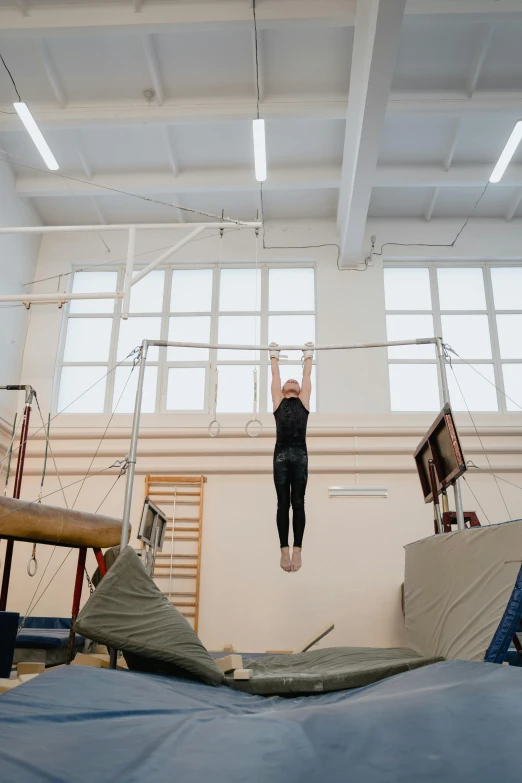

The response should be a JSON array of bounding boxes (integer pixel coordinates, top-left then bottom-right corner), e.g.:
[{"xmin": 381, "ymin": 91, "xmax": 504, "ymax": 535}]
[
  {"xmin": 222, "ymin": 644, "xmax": 235, "ymax": 653},
  {"xmin": 293, "ymin": 622, "xmax": 335, "ymax": 654},
  {"xmin": 17, "ymin": 662, "xmax": 45, "ymax": 676},
  {"xmin": 90, "ymin": 653, "xmax": 111, "ymax": 668},
  {"xmin": 71, "ymin": 652, "xmax": 103, "ymax": 668},
  {"xmin": 18, "ymin": 673, "xmax": 40, "ymax": 683},
  {"xmin": 95, "ymin": 645, "xmax": 108, "ymax": 654},
  {"xmin": 215, "ymin": 654, "xmax": 243, "ymax": 673},
  {"xmin": 90, "ymin": 653, "xmax": 128, "ymax": 671},
  {"xmin": 0, "ymin": 678, "xmax": 21, "ymax": 694},
  {"xmin": 233, "ymin": 669, "xmax": 253, "ymax": 680}
]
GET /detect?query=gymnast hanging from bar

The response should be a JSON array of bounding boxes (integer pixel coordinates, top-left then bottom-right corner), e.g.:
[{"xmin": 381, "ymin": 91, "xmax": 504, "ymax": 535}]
[{"xmin": 270, "ymin": 341, "xmax": 314, "ymax": 573}]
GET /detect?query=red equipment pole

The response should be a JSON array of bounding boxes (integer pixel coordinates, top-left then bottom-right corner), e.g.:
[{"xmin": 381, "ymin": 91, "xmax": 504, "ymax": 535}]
[
  {"xmin": 0, "ymin": 387, "xmax": 34, "ymax": 612},
  {"xmin": 66, "ymin": 547, "xmax": 87, "ymax": 664}
]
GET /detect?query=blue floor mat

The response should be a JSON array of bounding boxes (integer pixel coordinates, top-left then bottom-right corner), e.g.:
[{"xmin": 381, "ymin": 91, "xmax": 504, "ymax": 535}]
[{"xmin": 0, "ymin": 660, "xmax": 521, "ymax": 783}]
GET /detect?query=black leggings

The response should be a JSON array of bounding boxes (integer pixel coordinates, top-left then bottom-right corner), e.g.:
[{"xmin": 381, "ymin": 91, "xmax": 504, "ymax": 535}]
[{"xmin": 273, "ymin": 446, "xmax": 308, "ymax": 549}]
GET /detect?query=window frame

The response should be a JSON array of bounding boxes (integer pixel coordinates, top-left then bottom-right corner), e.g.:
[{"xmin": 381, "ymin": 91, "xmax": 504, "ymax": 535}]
[
  {"xmin": 55, "ymin": 262, "xmax": 317, "ymax": 416},
  {"xmin": 384, "ymin": 261, "xmax": 522, "ymax": 414}
]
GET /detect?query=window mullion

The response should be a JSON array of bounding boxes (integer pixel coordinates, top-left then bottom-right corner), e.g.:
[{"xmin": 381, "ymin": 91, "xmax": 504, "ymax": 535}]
[
  {"xmin": 209, "ymin": 264, "xmax": 220, "ymax": 415},
  {"xmin": 259, "ymin": 265, "xmax": 269, "ymax": 413},
  {"xmin": 484, "ymin": 264, "xmax": 506, "ymax": 413},
  {"xmin": 158, "ymin": 266, "xmax": 173, "ymax": 414},
  {"xmin": 429, "ymin": 265, "xmax": 443, "ymax": 408},
  {"xmin": 104, "ymin": 268, "xmax": 122, "ymax": 414}
]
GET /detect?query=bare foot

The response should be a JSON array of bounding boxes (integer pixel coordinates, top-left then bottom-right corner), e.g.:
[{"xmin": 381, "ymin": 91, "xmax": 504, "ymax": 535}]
[
  {"xmin": 280, "ymin": 547, "xmax": 291, "ymax": 572},
  {"xmin": 290, "ymin": 547, "xmax": 302, "ymax": 572}
]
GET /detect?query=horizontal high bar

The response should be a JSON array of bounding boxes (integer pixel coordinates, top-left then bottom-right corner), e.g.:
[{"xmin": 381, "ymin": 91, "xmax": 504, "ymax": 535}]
[
  {"xmin": 0, "ymin": 222, "xmax": 262, "ymax": 234},
  {"xmin": 143, "ymin": 338, "xmax": 438, "ymax": 351}
]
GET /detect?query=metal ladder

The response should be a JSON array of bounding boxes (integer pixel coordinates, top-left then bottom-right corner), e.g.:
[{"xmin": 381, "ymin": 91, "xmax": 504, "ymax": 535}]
[{"xmin": 144, "ymin": 474, "xmax": 206, "ymax": 633}]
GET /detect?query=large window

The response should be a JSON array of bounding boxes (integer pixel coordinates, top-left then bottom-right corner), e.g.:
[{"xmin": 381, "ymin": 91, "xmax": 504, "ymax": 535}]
[
  {"xmin": 57, "ymin": 265, "xmax": 316, "ymax": 414},
  {"xmin": 384, "ymin": 265, "xmax": 522, "ymax": 413}
]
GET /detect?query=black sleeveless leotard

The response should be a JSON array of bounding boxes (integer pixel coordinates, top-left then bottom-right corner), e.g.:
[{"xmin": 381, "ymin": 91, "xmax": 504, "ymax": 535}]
[{"xmin": 273, "ymin": 397, "xmax": 309, "ymax": 548}]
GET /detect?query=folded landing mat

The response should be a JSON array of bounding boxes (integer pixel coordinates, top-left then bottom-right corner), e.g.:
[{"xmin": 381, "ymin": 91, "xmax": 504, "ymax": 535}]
[
  {"xmin": 405, "ymin": 519, "xmax": 522, "ymax": 662},
  {"xmin": 75, "ymin": 546, "xmax": 224, "ymax": 685},
  {"xmin": 225, "ymin": 646, "xmax": 442, "ymax": 695}
]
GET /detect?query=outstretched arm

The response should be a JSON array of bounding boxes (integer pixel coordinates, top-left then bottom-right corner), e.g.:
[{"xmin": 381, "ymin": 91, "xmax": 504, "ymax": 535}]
[
  {"xmin": 300, "ymin": 342, "xmax": 314, "ymax": 411},
  {"xmin": 270, "ymin": 343, "xmax": 283, "ymax": 411}
]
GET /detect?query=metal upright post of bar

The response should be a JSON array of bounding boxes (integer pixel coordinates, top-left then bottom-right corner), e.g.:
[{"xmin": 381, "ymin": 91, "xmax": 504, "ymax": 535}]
[
  {"xmin": 0, "ymin": 385, "xmax": 35, "ymax": 611},
  {"xmin": 119, "ymin": 341, "xmax": 149, "ymax": 551},
  {"xmin": 435, "ymin": 337, "xmax": 465, "ymax": 531}
]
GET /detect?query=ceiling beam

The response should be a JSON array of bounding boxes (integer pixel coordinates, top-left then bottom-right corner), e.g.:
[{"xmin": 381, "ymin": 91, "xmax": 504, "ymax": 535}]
[
  {"xmin": 337, "ymin": 0, "xmax": 406, "ymax": 268},
  {"xmin": 443, "ymin": 117, "xmax": 461, "ymax": 172},
  {"xmin": 162, "ymin": 126, "xmax": 180, "ymax": 177},
  {"xmin": 424, "ymin": 187, "xmax": 439, "ymax": 222},
  {"xmin": 1, "ymin": 0, "xmax": 518, "ymax": 37},
  {"xmin": 36, "ymin": 38, "xmax": 67, "ymax": 109},
  {"xmin": 14, "ymin": 166, "xmax": 341, "ymax": 198},
  {"xmin": 141, "ymin": 34, "xmax": 165, "ymax": 107},
  {"xmin": 0, "ymin": 0, "xmax": 356, "ymax": 36},
  {"xmin": 15, "ymin": 164, "xmax": 522, "ymax": 200},
  {"xmin": 505, "ymin": 189, "xmax": 522, "ymax": 222},
  {"xmin": 72, "ymin": 131, "xmax": 93, "ymax": 179},
  {"xmin": 0, "ymin": 99, "xmax": 346, "ymax": 130},
  {"xmin": 374, "ymin": 164, "xmax": 522, "ymax": 188},
  {"xmin": 466, "ymin": 22, "xmax": 495, "ymax": 98},
  {"xmin": 1, "ymin": 91, "xmax": 522, "ymax": 133},
  {"xmin": 387, "ymin": 91, "xmax": 522, "ymax": 116},
  {"xmin": 90, "ymin": 196, "xmax": 107, "ymax": 225},
  {"xmin": 405, "ymin": 0, "xmax": 520, "ymax": 15}
]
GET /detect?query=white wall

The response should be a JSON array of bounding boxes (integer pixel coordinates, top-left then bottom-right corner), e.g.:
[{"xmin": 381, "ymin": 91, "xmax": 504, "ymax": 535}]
[
  {"xmin": 1, "ymin": 217, "xmax": 521, "ymax": 652},
  {"xmin": 0, "ymin": 165, "xmax": 41, "ymax": 424}
]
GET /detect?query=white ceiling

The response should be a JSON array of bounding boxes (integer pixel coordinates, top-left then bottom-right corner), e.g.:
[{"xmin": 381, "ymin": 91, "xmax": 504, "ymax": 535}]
[{"xmin": 0, "ymin": 0, "xmax": 521, "ymax": 237}]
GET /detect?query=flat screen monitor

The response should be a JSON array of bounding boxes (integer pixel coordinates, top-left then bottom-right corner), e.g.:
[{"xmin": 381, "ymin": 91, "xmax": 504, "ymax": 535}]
[
  {"xmin": 138, "ymin": 497, "xmax": 168, "ymax": 550},
  {"xmin": 414, "ymin": 404, "xmax": 467, "ymax": 503}
]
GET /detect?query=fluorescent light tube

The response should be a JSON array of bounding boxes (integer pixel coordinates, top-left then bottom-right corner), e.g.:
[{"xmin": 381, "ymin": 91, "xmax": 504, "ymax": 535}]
[
  {"xmin": 252, "ymin": 118, "xmax": 266, "ymax": 182},
  {"xmin": 490, "ymin": 120, "xmax": 522, "ymax": 183},
  {"xmin": 328, "ymin": 487, "xmax": 388, "ymax": 499},
  {"xmin": 13, "ymin": 102, "xmax": 59, "ymax": 171}
]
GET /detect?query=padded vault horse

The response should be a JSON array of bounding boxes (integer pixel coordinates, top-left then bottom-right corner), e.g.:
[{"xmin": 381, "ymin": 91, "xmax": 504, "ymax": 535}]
[{"xmin": 0, "ymin": 495, "xmax": 122, "ymax": 662}]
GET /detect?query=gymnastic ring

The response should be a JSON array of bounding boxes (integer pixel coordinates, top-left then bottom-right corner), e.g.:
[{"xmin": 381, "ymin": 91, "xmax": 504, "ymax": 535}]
[
  {"xmin": 27, "ymin": 555, "xmax": 38, "ymax": 577},
  {"xmin": 208, "ymin": 419, "xmax": 221, "ymax": 438},
  {"xmin": 245, "ymin": 419, "xmax": 263, "ymax": 438}
]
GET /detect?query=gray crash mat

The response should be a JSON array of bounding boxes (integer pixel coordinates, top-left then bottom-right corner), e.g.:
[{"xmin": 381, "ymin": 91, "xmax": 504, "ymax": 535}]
[{"xmin": 225, "ymin": 646, "xmax": 442, "ymax": 696}]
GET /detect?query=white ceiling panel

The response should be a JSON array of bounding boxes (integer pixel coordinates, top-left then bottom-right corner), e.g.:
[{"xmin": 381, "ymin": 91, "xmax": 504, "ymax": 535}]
[
  {"xmin": 73, "ymin": 125, "xmax": 171, "ymax": 172},
  {"xmin": 28, "ymin": 195, "xmax": 101, "ymax": 225},
  {"xmin": 172, "ymin": 122, "xmax": 253, "ymax": 169},
  {"xmin": 379, "ymin": 116, "xmax": 457, "ymax": 165},
  {"xmin": 0, "ymin": 38, "xmax": 60, "ymax": 105},
  {"xmin": 476, "ymin": 21, "xmax": 522, "ymax": 91},
  {"xmin": 261, "ymin": 189, "xmax": 338, "ymax": 221},
  {"xmin": 154, "ymin": 29, "xmax": 254, "ymax": 101},
  {"xmin": 261, "ymin": 27, "xmax": 352, "ymax": 98},
  {"xmin": 433, "ymin": 186, "xmax": 514, "ymax": 220},
  {"xmin": 368, "ymin": 187, "xmax": 432, "ymax": 219},
  {"xmin": 392, "ymin": 18, "xmax": 485, "ymax": 92},
  {"xmin": 266, "ymin": 119, "xmax": 345, "ymax": 167},
  {"xmin": 452, "ymin": 116, "xmax": 522, "ymax": 165},
  {"xmin": 43, "ymin": 34, "xmax": 150, "ymax": 102}
]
